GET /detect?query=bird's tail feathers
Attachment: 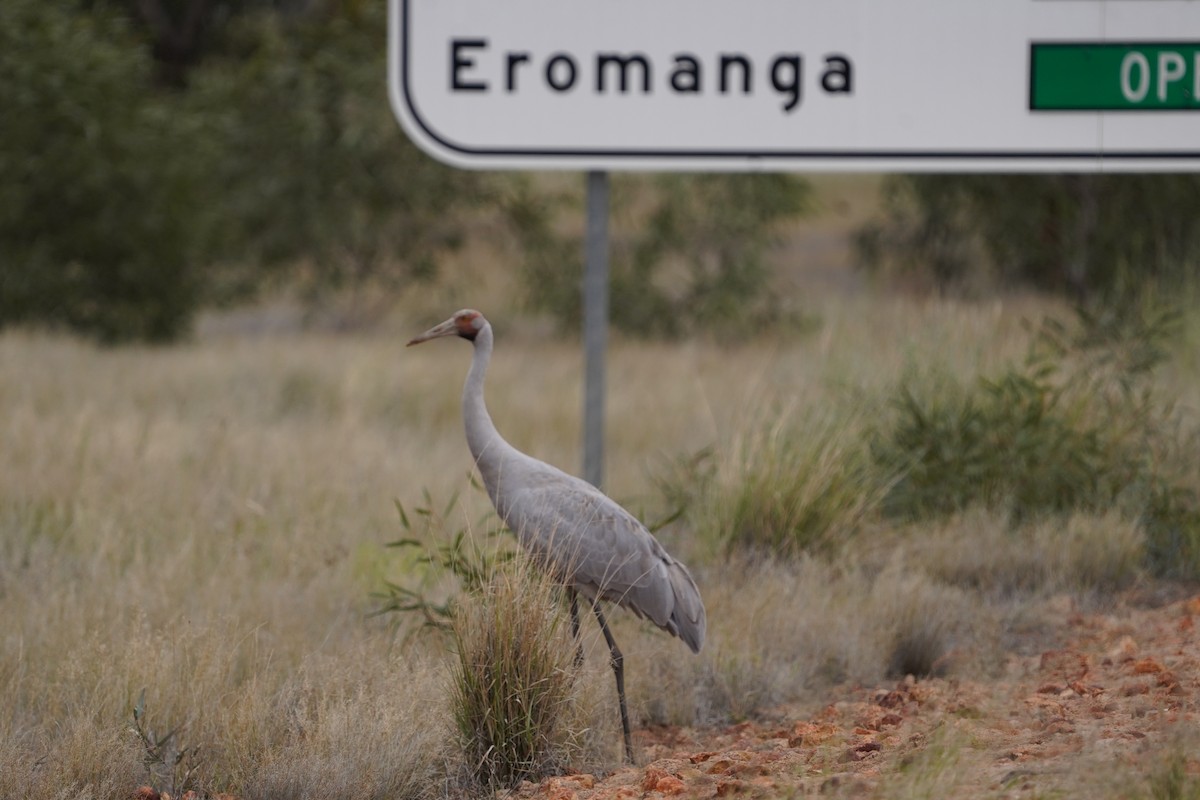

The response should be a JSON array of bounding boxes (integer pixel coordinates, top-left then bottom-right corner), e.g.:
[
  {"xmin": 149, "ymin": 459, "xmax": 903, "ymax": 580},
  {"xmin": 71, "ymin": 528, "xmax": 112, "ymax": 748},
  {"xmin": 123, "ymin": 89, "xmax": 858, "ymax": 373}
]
[{"xmin": 667, "ymin": 561, "xmax": 706, "ymax": 653}]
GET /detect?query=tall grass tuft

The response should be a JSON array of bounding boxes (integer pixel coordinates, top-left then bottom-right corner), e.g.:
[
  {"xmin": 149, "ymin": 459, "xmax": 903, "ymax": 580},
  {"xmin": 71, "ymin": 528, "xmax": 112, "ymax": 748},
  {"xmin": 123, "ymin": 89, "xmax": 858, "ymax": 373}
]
[
  {"xmin": 871, "ymin": 564, "xmax": 970, "ymax": 678},
  {"xmin": 660, "ymin": 402, "xmax": 885, "ymax": 555},
  {"xmin": 1080, "ymin": 728, "xmax": 1200, "ymax": 800},
  {"xmin": 449, "ymin": 555, "xmax": 584, "ymax": 790},
  {"xmin": 1140, "ymin": 751, "xmax": 1200, "ymax": 800},
  {"xmin": 879, "ymin": 727, "xmax": 983, "ymax": 800}
]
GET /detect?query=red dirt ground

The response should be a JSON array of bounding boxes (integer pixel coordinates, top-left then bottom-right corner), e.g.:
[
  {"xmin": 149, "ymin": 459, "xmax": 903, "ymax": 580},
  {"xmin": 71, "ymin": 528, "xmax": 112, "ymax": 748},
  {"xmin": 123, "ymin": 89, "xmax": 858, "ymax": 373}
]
[{"xmin": 516, "ymin": 592, "xmax": 1200, "ymax": 799}]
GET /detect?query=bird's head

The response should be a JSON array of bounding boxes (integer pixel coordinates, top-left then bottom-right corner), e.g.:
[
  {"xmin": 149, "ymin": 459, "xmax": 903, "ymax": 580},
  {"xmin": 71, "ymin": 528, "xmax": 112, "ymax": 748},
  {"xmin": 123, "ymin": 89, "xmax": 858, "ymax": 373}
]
[{"xmin": 407, "ymin": 309, "xmax": 486, "ymax": 346}]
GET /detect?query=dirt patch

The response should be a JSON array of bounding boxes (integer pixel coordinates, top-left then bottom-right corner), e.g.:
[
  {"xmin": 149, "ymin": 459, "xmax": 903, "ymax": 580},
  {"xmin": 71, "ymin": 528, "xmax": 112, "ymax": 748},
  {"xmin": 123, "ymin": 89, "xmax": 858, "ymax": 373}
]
[{"xmin": 510, "ymin": 592, "xmax": 1200, "ymax": 799}]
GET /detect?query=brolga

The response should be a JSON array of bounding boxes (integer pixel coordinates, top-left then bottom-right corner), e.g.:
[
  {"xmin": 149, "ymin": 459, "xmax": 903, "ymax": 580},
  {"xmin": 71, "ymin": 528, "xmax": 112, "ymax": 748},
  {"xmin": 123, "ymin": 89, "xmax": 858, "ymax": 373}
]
[{"xmin": 408, "ymin": 309, "xmax": 706, "ymax": 763}]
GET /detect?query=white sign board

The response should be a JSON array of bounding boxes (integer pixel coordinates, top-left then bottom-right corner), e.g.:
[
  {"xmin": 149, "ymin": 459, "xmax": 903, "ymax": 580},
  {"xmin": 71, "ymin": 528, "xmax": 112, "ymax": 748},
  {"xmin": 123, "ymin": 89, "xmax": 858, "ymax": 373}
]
[{"xmin": 388, "ymin": 0, "xmax": 1200, "ymax": 171}]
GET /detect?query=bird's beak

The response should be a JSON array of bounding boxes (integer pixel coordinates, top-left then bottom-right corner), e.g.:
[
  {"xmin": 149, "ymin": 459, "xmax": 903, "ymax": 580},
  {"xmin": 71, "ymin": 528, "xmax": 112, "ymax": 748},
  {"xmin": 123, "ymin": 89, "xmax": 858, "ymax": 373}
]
[{"xmin": 407, "ymin": 317, "xmax": 458, "ymax": 346}]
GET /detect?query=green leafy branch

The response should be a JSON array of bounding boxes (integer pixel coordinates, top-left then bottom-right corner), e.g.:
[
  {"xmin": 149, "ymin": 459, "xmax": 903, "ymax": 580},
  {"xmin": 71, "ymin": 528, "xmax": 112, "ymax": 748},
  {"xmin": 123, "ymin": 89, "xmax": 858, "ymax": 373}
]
[
  {"xmin": 373, "ymin": 486, "xmax": 514, "ymax": 632},
  {"xmin": 129, "ymin": 688, "xmax": 203, "ymax": 796}
]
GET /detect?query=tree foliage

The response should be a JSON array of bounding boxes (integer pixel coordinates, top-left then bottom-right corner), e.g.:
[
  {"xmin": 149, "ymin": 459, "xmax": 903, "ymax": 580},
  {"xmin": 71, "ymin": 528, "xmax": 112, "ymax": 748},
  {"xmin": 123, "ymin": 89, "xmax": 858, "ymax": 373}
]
[
  {"xmin": 514, "ymin": 174, "xmax": 812, "ymax": 339},
  {"xmin": 0, "ymin": 0, "xmax": 220, "ymax": 342},
  {"xmin": 856, "ymin": 175, "xmax": 1200, "ymax": 300},
  {"xmin": 1, "ymin": 0, "xmax": 480, "ymax": 341},
  {"xmin": 190, "ymin": 2, "xmax": 483, "ymax": 311},
  {"xmin": 3, "ymin": 0, "xmax": 810, "ymax": 343}
]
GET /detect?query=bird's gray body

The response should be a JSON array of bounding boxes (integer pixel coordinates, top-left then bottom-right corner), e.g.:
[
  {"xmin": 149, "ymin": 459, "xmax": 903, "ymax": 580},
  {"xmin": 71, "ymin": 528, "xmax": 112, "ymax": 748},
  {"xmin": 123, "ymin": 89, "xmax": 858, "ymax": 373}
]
[
  {"xmin": 481, "ymin": 446, "xmax": 706, "ymax": 653},
  {"xmin": 459, "ymin": 317, "xmax": 706, "ymax": 653}
]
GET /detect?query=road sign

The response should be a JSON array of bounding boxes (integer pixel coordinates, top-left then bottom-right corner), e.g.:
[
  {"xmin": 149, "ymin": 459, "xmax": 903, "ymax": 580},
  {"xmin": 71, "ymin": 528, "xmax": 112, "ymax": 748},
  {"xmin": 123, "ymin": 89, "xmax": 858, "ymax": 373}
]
[{"xmin": 389, "ymin": 0, "xmax": 1200, "ymax": 171}]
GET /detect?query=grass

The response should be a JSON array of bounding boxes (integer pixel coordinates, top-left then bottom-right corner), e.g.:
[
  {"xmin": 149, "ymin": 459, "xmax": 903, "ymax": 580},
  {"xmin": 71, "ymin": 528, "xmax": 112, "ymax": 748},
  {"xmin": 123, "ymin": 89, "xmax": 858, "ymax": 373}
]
[
  {"xmin": 879, "ymin": 727, "xmax": 982, "ymax": 800},
  {"xmin": 657, "ymin": 399, "xmax": 886, "ymax": 556},
  {"xmin": 899, "ymin": 508, "xmax": 1147, "ymax": 597},
  {"xmin": 0, "ymin": 288, "xmax": 1198, "ymax": 797},
  {"xmin": 448, "ymin": 554, "xmax": 598, "ymax": 790}
]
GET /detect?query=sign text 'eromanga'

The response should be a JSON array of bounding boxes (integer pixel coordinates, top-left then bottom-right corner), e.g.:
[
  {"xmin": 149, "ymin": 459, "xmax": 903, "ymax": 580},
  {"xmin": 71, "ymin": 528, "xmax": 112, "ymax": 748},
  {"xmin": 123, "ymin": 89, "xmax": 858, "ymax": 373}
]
[{"xmin": 450, "ymin": 40, "xmax": 855, "ymax": 113}]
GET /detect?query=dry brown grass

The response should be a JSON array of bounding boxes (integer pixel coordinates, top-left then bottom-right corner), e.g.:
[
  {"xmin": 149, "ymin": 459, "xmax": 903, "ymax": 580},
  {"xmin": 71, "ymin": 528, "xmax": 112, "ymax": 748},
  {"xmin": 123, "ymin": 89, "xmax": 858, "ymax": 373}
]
[
  {"xmin": 1, "ymin": 285, "xmax": 1195, "ymax": 797},
  {"xmin": 448, "ymin": 555, "xmax": 611, "ymax": 790}
]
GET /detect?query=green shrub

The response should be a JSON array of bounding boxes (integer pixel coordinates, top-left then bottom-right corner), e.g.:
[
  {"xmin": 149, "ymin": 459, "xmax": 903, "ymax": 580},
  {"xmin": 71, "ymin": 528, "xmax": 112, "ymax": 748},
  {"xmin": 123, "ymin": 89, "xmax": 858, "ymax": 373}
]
[
  {"xmin": 874, "ymin": 304, "xmax": 1200, "ymax": 578},
  {"xmin": 876, "ymin": 361, "xmax": 1134, "ymax": 521},
  {"xmin": 1142, "ymin": 484, "xmax": 1200, "ymax": 580},
  {"xmin": 373, "ymin": 490, "xmax": 513, "ymax": 633}
]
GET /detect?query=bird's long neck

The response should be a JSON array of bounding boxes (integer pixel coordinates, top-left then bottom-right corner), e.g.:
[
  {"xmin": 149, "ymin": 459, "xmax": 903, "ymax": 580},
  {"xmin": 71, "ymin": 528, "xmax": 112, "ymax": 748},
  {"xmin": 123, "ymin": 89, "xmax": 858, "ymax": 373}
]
[{"xmin": 463, "ymin": 323, "xmax": 517, "ymax": 501}]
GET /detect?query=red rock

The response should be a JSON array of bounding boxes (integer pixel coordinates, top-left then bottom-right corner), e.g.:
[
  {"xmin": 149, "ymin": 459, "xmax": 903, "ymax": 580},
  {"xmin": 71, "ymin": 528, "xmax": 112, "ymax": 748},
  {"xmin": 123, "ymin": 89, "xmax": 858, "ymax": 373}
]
[
  {"xmin": 1107, "ymin": 636, "xmax": 1139, "ymax": 662},
  {"xmin": 688, "ymin": 751, "xmax": 718, "ymax": 764},
  {"xmin": 544, "ymin": 774, "xmax": 594, "ymax": 798},
  {"xmin": 715, "ymin": 779, "xmax": 749, "ymax": 796},
  {"xmin": 1040, "ymin": 650, "xmax": 1089, "ymax": 681},
  {"xmin": 654, "ymin": 776, "xmax": 686, "ymax": 795},
  {"xmin": 1043, "ymin": 719, "xmax": 1075, "ymax": 735},
  {"xmin": 1068, "ymin": 681, "xmax": 1105, "ymax": 697},
  {"xmin": 1132, "ymin": 658, "xmax": 1165, "ymax": 675},
  {"xmin": 132, "ymin": 788, "xmax": 159, "ymax": 800},
  {"xmin": 789, "ymin": 722, "xmax": 837, "ymax": 744},
  {"xmin": 843, "ymin": 741, "xmax": 883, "ymax": 762},
  {"xmin": 641, "ymin": 767, "xmax": 667, "ymax": 791}
]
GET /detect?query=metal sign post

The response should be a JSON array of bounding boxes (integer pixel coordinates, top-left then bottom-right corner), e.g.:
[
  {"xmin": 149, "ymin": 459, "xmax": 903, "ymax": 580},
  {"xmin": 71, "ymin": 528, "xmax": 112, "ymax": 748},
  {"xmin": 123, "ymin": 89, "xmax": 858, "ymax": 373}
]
[{"xmin": 582, "ymin": 171, "xmax": 609, "ymax": 489}]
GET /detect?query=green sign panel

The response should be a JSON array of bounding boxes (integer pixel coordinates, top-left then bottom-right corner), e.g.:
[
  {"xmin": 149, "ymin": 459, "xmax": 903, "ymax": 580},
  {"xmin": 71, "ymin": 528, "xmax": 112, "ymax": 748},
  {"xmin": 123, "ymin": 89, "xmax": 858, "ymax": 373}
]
[{"xmin": 1031, "ymin": 42, "xmax": 1200, "ymax": 111}]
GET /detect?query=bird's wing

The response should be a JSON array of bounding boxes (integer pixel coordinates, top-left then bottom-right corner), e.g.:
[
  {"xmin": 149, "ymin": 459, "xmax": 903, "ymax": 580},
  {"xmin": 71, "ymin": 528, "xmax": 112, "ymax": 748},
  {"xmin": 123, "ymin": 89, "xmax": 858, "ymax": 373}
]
[{"xmin": 501, "ymin": 470, "xmax": 706, "ymax": 651}]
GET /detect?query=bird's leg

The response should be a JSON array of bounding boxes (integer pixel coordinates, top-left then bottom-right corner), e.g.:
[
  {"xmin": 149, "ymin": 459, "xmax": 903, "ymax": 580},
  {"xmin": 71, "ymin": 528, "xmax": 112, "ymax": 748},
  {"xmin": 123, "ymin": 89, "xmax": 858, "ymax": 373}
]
[
  {"xmin": 568, "ymin": 590, "xmax": 585, "ymax": 669},
  {"xmin": 593, "ymin": 603, "xmax": 634, "ymax": 764}
]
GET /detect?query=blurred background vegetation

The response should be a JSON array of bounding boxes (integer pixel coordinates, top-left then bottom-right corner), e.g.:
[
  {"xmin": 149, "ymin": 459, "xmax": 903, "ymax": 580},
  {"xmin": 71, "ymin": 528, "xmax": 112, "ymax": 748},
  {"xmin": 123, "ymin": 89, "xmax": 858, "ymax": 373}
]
[
  {"xmin": 3, "ymin": 0, "xmax": 1198, "ymax": 343},
  {"xmin": 5, "ymin": 5, "xmax": 1200, "ymax": 793}
]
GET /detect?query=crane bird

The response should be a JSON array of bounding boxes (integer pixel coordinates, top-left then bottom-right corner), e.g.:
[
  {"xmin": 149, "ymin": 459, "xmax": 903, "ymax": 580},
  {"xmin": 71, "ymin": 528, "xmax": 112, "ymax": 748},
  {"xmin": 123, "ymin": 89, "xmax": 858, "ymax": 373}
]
[{"xmin": 408, "ymin": 309, "xmax": 706, "ymax": 763}]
